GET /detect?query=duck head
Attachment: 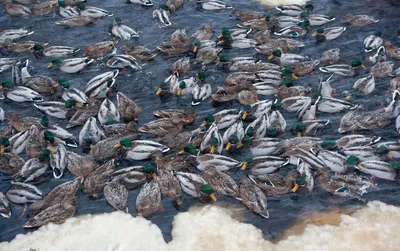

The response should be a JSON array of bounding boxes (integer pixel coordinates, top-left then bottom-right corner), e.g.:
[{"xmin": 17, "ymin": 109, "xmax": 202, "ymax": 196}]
[
  {"xmin": 282, "ymin": 68, "xmax": 298, "ymax": 79},
  {"xmin": 0, "ymin": 81, "xmax": 14, "ymax": 89},
  {"xmin": 38, "ymin": 149, "xmax": 51, "ymax": 162},
  {"xmin": 0, "ymin": 137, "xmax": 9, "ymax": 153},
  {"xmin": 57, "ymin": 0, "xmax": 65, "ymax": 7},
  {"xmin": 210, "ymin": 137, "xmax": 219, "ymax": 154},
  {"xmin": 65, "ymin": 99, "xmax": 83, "ymax": 108},
  {"xmin": 200, "ymin": 184, "xmax": 216, "ymax": 201},
  {"xmin": 178, "ymin": 144, "xmax": 197, "ymax": 155},
  {"xmin": 268, "ymin": 49, "xmax": 282, "ymax": 60},
  {"xmin": 114, "ymin": 137, "xmax": 133, "ymax": 149},
  {"xmin": 351, "ymin": 59, "xmax": 366, "ymax": 69},
  {"xmin": 156, "ymin": 82, "xmax": 169, "ymax": 95},
  {"xmin": 225, "ymin": 135, "xmax": 239, "ymax": 151},
  {"xmin": 200, "ymin": 114, "xmax": 214, "ymax": 127},
  {"xmin": 143, "ymin": 162, "xmax": 157, "ymax": 179},
  {"xmin": 48, "ymin": 58, "xmax": 62, "ymax": 69}
]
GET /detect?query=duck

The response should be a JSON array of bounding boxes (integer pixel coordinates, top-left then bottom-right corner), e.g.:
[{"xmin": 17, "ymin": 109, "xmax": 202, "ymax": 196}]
[
  {"xmin": 218, "ymin": 27, "xmax": 251, "ymax": 40},
  {"xmin": 0, "ymin": 29, "xmax": 34, "ymax": 43},
  {"xmin": 338, "ymin": 105, "xmax": 364, "ymax": 133},
  {"xmin": 342, "ymin": 13, "xmax": 379, "ymax": 26},
  {"xmin": 153, "ymin": 4, "xmax": 171, "ymax": 26},
  {"xmin": 317, "ymin": 97, "xmax": 358, "ymax": 113},
  {"xmin": 383, "ymin": 42, "xmax": 400, "ymax": 60},
  {"xmin": 104, "ymin": 178, "xmax": 129, "ymax": 213},
  {"xmin": 136, "ymin": 179, "xmax": 162, "ymax": 217},
  {"xmin": 247, "ymin": 137, "xmax": 280, "ymax": 157},
  {"xmin": 274, "ymin": 25, "xmax": 307, "ymax": 38},
  {"xmin": 312, "ymin": 27, "xmax": 346, "ymax": 41},
  {"xmin": 295, "ymin": 119, "xmax": 330, "ymax": 137},
  {"xmin": 31, "ymin": 0, "xmax": 59, "ymax": 16},
  {"xmin": 4, "ymin": 111, "xmax": 40, "ymax": 132},
  {"xmin": 0, "ymin": 192, "xmax": 11, "ymax": 218},
  {"xmin": 29, "ymin": 175, "xmax": 79, "ymax": 217},
  {"xmin": 5, "ymin": 3, "xmax": 32, "ymax": 16},
  {"xmin": 122, "ymin": 45, "xmax": 158, "ymax": 61},
  {"xmin": 355, "ymin": 161, "xmax": 397, "ymax": 181},
  {"xmin": 0, "ymin": 152, "xmax": 25, "ymax": 175},
  {"xmin": 202, "ymin": 165, "xmax": 239, "ymax": 197},
  {"xmin": 85, "ymin": 70, "xmax": 119, "ymax": 99},
  {"xmin": 236, "ymin": 17, "xmax": 273, "ymax": 31},
  {"xmin": 270, "ymin": 15, "xmax": 303, "ymax": 29},
  {"xmin": 242, "ymin": 99, "xmax": 281, "ymax": 120},
  {"xmin": 162, "ymin": 128, "xmax": 204, "ymax": 150},
  {"xmin": 174, "ymin": 77, "xmax": 197, "ymax": 96},
  {"xmin": 1, "ymin": 40, "xmax": 48, "ymax": 54},
  {"xmin": 34, "ymin": 100, "xmax": 79, "ymax": 119},
  {"xmin": 0, "ymin": 81, "xmax": 43, "ymax": 103},
  {"xmin": 331, "ymin": 134, "xmax": 381, "ymax": 150},
  {"xmin": 341, "ymin": 146, "xmax": 381, "ymax": 162},
  {"xmin": 266, "ymin": 110, "xmax": 286, "ymax": 135},
  {"xmin": 155, "ymin": 72, "xmax": 179, "ymax": 96},
  {"xmin": 238, "ymin": 178, "xmax": 269, "ymax": 218},
  {"xmin": 351, "ymin": 75, "xmax": 375, "ymax": 95},
  {"xmin": 223, "ymin": 120, "xmax": 244, "ymax": 151},
  {"xmin": 115, "ymin": 138, "xmax": 170, "ymax": 160},
  {"xmin": 0, "ymin": 58, "xmax": 18, "ymax": 73},
  {"xmin": 310, "ymin": 147, "xmax": 354, "ymax": 173},
  {"xmin": 196, "ymin": 154, "xmax": 241, "ymax": 171},
  {"xmin": 364, "ymin": 31, "xmax": 383, "ymax": 52},
  {"xmin": 24, "ymin": 198, "xmax": 77, "ymax": 228},
  {"xmin": 200, "ymin": 123, "xmax": 223, "ymax": 154},
  {"xmin": 370, "ymin": 61, "xmax": 395, "ymax": 77},
  {"xmin": 116, "ymin": 92, "xmax": 141, "ymax": 122},
  {"xmin": 201, "ymin": 109, "xmax": 241, "ymax": 130},
  {"xmin": 6, "ymin": 182, "xmax": 42, "ymax": 217},
  {"xmin": 296, "ymin": 159, "xmax": 314, "ymax": 192},
  {"xmin": 124, "ymin": 0, "xmax": 153, "ymax": 6},
  {"xmin": 83, "ymin": 41, "xmax": 117, "ymax": 57},
  {"xmin": 292, "ymin": 60, "xmax": 320, "ymax": 77},
  {"xmin": 18, "ymin": 152, "xmax": 50, "ymax": 182},
  {"xmin": 281, "ymin": 147, "xmax": 325, "ymax": 169},
  {"xmin": 245, "ymin": 114, "xmax": 268, "ymax": 139},
  {"xmin": 245, "ymin": 155, "xmax": 290, "ymax": 174},
  {"xmin": 231, "ymin": 9, "xmax": 265, "ymax": 21},
  {"xmin": 110, "ymin": 18, "xmax": 139, "ymax": 40},
  {"xmin": 299, "ymin": 12, "xmax": 335, "ymax": 26},
  {"xmin": 197, "ymin": 0, "xmax": 232, "ymax": 10},
  {"xmin": 192, "ymin": 82, "xmax": 212, "ymax": 106},
  {"xmin": 5, "ymin": 131, "xmax": 29, "ymax": 155},
  {"xmin": 153, "ymin": 162, "xmax": 182, "ymax": 202},
  {"xmin": 98, "ymin": 98, "xmax": 120, "ymax": 125},
  {"xmin": 79, "ymin": 117, "xmax": 105, "ymax": 149},
  {"xmin": 175, "ymin": 172, "xmax": 217, "ymax": 201},
  {"xmin": 55, "ymin": 16, "xmax": 94, "ymax": 27},
  {"xmin": 166, "ymin": 0, "xmax": 184, "ymax": 13},
  {"xmin": 267, "ymin": 49, "xmax": 309, "ymax": 67},
  {"xmin": 31, "ymin": 44, "xmax": 80, "ymax": 58},
  {"xmin": 170, "ymin": 57, "xmax": 190, "ymax": 75},
  {"xmin": 321, "ymin": 48, "xmax": 341, "ymax": 65},
  {"xmin": 60, "ymin": 81, "xmax": 89, "ymax": 105},
  {"xmin": 58, "ymin": 0, "xmax": 80, "ymax": 18},
  {"xmin": 153, "ymin": 109, "xmax": 196, "ymax": 124},
  {"xmin": 218, "ymin": 35, "xmax": 258, "ymax": 49},
  {"xmin": 66, "ymin": 150, "xmax": 95, "ymax": 177},
  {"xmin": 106, "ymin": 54, "xmax": 141, "ymax": 70},
  {"xmin": 276, "ymin": 3, "xmax": 314, "ymax": 16},
  {"xmin": 368, "ymin": 46, "xmax": 388, "ymax": 64},
  {"xmin": 75, "ymin": 2, "xmax": 113, "ymax": 18},
  {"xmin": 83, "ymin": 159, "xmax": 115, "ymax": 195},
  {"xmin": 375, "ymin": 142, "xmax": 400, "ymax": 159},
  {"xmin": 67, "ymin": 99, "xmax": 101, "ymax": 128},
  {"xmin": 139, "ymin": 116, "xmax": 189, "ymax": 136},
  {"xmin": 48, "ymin": 144, "xmax": 68, "ymax": 178},
  {"xmin": 319, "ymin": 59, "xmax": 365, "ymax": 76},
  {"xmin": 48, "ymin": 57, "xmax": 94, "ymax": 73},
  {"xmin": 248, "ymin": 169, "xmax": 301, "ymax": 196}
]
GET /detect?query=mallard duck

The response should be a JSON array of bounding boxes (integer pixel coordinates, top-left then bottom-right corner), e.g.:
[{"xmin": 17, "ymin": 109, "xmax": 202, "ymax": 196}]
[
  {"xmin": 31, "ymin": 44, "xmax": 80, "ymax": 58},
  {"xmin": 109, "ymin": 164, "xmax": 154, "ymax": 185},
  {"xmin": 375, "ymin": 142, "xmax": 400, "ymax": 159},
  {"xmin": 5, "ymin": 3, "xmax": 32, "ymax": 16},
  {"xmin": 295, "ymin": 119, "xmax": 330, "ymax": 137},
  {"xmin": 0, "ymin": 192, "xmax": 11, "ymax": 218},
  {"xmin": 364, "ymin": 31, "xmax": 383, "ymax": 52},
  {"xmin": 153, "ymin": 5, "xmax": 171, "ymax": 26},
  {"xmin": 55, "ymin": 16, "xmax": 94, "ymax": 27},
  {"xmin": 266, "ymin": 110, "xmax": 286, "ymax": 135},
  {"xmin": 166, "ymin": 0, "xmax": 184, "ymax": 12},
  {"xmin": 124, "ymin": 0, "xmax": 153, "ymax": 6},
  {"xmin": 1, "ymin": 40, "xmax": 48, "ymax": 54},
  {"xmin": 351, "ymin": 75, "xmax": 375, "ymax": 95},
  {"xmin": 274, "ymin": 25, "xmax": 307, "ymax": 38},
  {"xmin": 218, "ymin": 35, "xmax": 258, "ymax": 49},
  {"xmin": 34, "ymin": 100, "xmax": 79, "ymax": 119},
  {"xmin": 247, "ymin": 137, "xmax": 280, "ymax": 157},
  {"xmin": 83, "ymin": 41, "xmax": 117, "ymax": 57},
  {"xmin": 192, "ymin": 83, "xmax": 212, "ymax": 106},
  {"xmin": 223, "ymin": 120, "xmax": 244, "ymax": 151},
  {"xmin": 321, "ymin": 48, "xmax": 341, "ymax": 65},
  {"xmin": 6, "ymin": 131, "xmax": 29, "ymax": 155},
  {"xmin": 191, "ymin": 24, "xmax": 213, "ymax": 41},
  {"xmin": 21, "ymin": 72, "xmax": 60, "ymax": 95},
  {"xmin": 85, "ymin": 70, "xmax": 119, "ymax": 99},
  {"xmin": 115, "ymin": 92, "xmax": 141, "ymax": 122},
  {"xmin": 115, "ymin": 138, "xmax": 170, "ymax": 160},
  {"xmin": 0, "ymin": 58, "xmax": 18, "ymax": 73},
  {"xmin": 278, "ymin": 83, "xmax": 311, "ymax": 100},
  {"xmin": 175, "ymin": 172, "xmax": 216, "ymax": 201},
  {"xmin": 292, "ymin": 60, "xmax": 320, "ymax": 77},
  {"xmin": 97, "ymin": 98, "xmax": 120, "ymax": 125},
  {"xmin": 330, "ymin": 134, "xmax": 380, "ymax": 150},
  {"xmin": 48, "ymin": 57, "xmax": 94, "ymax": 73},
  {"xmin": 245, "ymin": 155, "xmax": 289, "ymax": 174},
  {"xmin": 355, "ymin": 161, "xmax": 397, "ymax": 181},
  {"xmin": 200, "ymin": 123, "xmax": 223, "ymax": 154},
  {"xmin": 245, "ymin": 113, "xmax": 267, "ymax": 139},
  {"xmin": 338, "ymin": 105, "xmax": 363, "ymax": 133},
  {"xmin": 270, "ymin": 15, "xmax": 303, "ymax": 29},
  {"xmin": 75, "ymin": 2, "xmax": 113, "ymax": 18},
  {"xmin": 103, "ymin": 121, "xmax": 138, "ymax": 138},
  {"xmin": 136, "ymin": 179, "xmax": 162, "ymax": 217},
  {"xmin": 154, "ymin": 109, "xmax": 196, "ymax": 124},
  {"xmin": 110, "ymin": 18, "xmax": 139, "ymax": 40},
  {"xmin": 219, "ymin": 55, "xmax": 280, "ymax": 72},
  {"xmin": 242, "ymin": 99, "xmax": 280, "ymax": 120},
  {"xmin": 248, "ymin": 169, "xmax": 301, "ymax": 196},
  {"xmin": 267, "ymin": 49, "xmax": 308, "ymax": 67},
  {"xmin": 310, "ymin": 147, "xmax": 352, "ymax": 173},
  {"xmin": 202, "ymin": 165, "xmax": 239, "ymax": 197},
  {"xmin": 66, "ymin": 151, "xmax": 94, "ymax": 177},
  {"xmin": 67, "ymin": 99, "xmax": 101, "ymax": 128},
  {"xmin": 31, "ymin": 0, "xmax": 58, "ymax": 15},
  {"xmin": 139, "ymin": 116, "xmax": 188, "ymax": 136},
  {"xmin": 78, "ymin": 117, "xmax": 104, "ymax": 149},
  {"xmin": 231, "ymin": 9, "xmax": 264, "ymax": 21},
  {"xmin": 197, "ymin": 0, "xmax": 232, "ymax": 10},
  {"xmin": 152, "ymin": 151, "xmax": 196, "ymax": 172},
  {"xmin": 18, "ymin": 153, "xmax": 50, "ymax": 182},
  {"xmin": 30, "ymin": 177, "xmax": 82, "ymax": 216},
  {"xmin": 370, "ymin": 61, "xmax": 395, "ymax": 77},
  {"xmin": 155, "ymin": 72, "xmax": 179, "ymax": 96},
  {"xmin": 196, "ymin": 154, "xmax": 241, "ymax": 171},
  {"xmin": 383, "ymin": 42, "xmax": 400, "ymax": 60},
  {"xmin": 6, "ymin": 182, "xmax": 43, "ymax": 205},
  {"xmin": 0, "ymin": 81, "xmax": 43, "ymax": 102},
  {"xmin": 317, "ymin": 97, "xmax": 358, "ymax": 113},
  {"xmin": 276, "ymin": 3, "xmax": 314, "ymax": 16},
  {"xmin": 170, "ymin": 57, "xmax": 190, "ymax": 75},
  {"xmin": 281, "ymin": 96, "xmax": 311, "ymax": 118},
  {"xmin": 58, "ymin": 0, "xmax": 80, "ymax": 17},
  {"xmin": 296, "ymin": 159, "xmax": 314, "ymax": 192},
  {"xmin": 106, "ymin": 54, "xmax": 141, "ymax": 70},
  {"xmin": 4, "ymin": 112, "xmax": 40, "ymax": 132},
  {"xmin": 174, "ymin": 77, "xmax": 197, "ymax": 96},
  {"xmin": 84, "ymin": 159, "xmax": 115, "ymax": 194},
  {"xmin": 24, "ymin": 198, "xmax": 77, "ymax": 228},
  {"xmin": 281, "ymin": 147, "xmax": 325, "ymax": 169},
  {"xmin": 342, "ymin": 146, "xmax": 381, "ymax": 162},
  {"xmin": 154, "ymin": 164, "xmax": 181, "ymax": 202},
  {"xmin": 319, "ymin": 59, "xmax": 365, "ymax": 76},
  {"xmin": 342, "ymin": 14, "xmax": 379, "ymax": 26},
  {"xmin": 0, "ymin": 152, "xmax": 25, "ymax": 175},
  {"xmin": 312, "ymin": 27, "xmax": 346, "ymax": 41},
  {"xmin": 104, "ymin": 178, "xmax": 128, "ymax": 213},
  {"xmin": 236, "ymin": 18, "xmax": 273, "ymax": 31},
  {"xmin": 48, "ymin": 144, "xmax": 68, "ymax": 178},
  {"xmin": 162, "ymin": 128, "xmax": 204, "ymax": 150},
  {"xmin": 61, "ymin": 84, "xmax": 89, "ymax": 105},
  {"xmin": 273, "ymin": 137, "xmax": 323, "ymax": 155},
  {"xmin": 299, "ymin": 12, "xmax": 335, "ymax": 26},
  {"xmin": 369, "ymin": 46, "xmax": 388, "ymax": 64},
  {"xmin": 201, "ymin": 109, "xmax": 241, "ymax": 130},
  {"xmin": 238, "ymin": 178, "xmax": 268, "ymax": 218},
  {"xmin": 122, "ymin": 45, "xmax": 158, "ymax": 61},
  {"xmin": 0, "ymin": 29, "xmax": 34, "ymax": 43}
]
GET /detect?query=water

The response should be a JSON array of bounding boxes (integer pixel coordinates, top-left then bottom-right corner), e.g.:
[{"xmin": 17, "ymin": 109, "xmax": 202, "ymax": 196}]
[{"xmin": 1, "ymin": 0, "xmax": 400, "ymax": 248}]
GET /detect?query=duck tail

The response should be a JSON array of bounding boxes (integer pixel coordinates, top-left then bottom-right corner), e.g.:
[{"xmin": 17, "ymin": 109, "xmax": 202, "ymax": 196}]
[{"xmin": 319, "ymin": 67, "xmax": 329, "ymax": 73}]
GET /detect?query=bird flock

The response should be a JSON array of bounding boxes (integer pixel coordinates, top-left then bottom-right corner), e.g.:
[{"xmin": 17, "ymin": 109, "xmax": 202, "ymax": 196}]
[{"xmin": 0, "ymin": 0, "xmax": 400, "ymax": 230}]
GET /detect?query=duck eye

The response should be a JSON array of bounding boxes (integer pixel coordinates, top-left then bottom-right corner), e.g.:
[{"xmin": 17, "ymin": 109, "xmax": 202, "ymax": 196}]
[{"xmin": 113, "ymin": 60, "xmax": 120, "ymax": 65}]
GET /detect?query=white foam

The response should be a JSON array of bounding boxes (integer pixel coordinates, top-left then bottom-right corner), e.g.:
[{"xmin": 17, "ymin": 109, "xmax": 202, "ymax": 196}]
[
  {"xmin": 255, "ymin": 0, "xmax": 308, "ymax": 7},
  {"xmin": 1, "ymin": 201, "xmax": 400, "ymax": 251}
]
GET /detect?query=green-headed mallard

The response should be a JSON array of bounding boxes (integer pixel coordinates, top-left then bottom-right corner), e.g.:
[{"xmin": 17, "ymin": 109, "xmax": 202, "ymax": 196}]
[
  {"xmin": 124, "ymin": 0, "xmax": 153, "ymax": 6},
  {"xmin": 245, "ymin": 155, "xmax": 289, "ymax": 174},
  {"xmin": 85, "ymin": 70, "xmax": 119, "ymax": 99},
  {"xmin": 197, "ymin": 0, "xmax": 232, "ymax": 10},
  {"xmin": 245, "ymin": 113, "xmax": 267, "ymax": 139},
  {"xmin": 34, "ymin": 100, "xmax": 79, "ymax": 119},
  {"xmin": 97, "ymin": 98, "xmax": 120, "ymax": 125},
  {"xmin": 115, "ymin": 138, "xmax": 170, "ymax": 160},
  {"xmin": 0, "ymin": 58, "xmax": 18, "ymax": 73},
  {"xmin": 79, "ymin": 116, "xmax": 105, "ymax": 149},
  {"xmin": 83, "ymin": 40, "xmax": 117, "ymax": 57},
  {"xmin": 31, "ymin": 44, "xmax": 80, "ymax": 58},
  {"xmin": 342, "ymin": 14, "xmax": 379, "ymax": 26},
  {"xmin": 0, "ymin": 81, "xmax": 43, "ymax": 103},
  {"xmin": 248, "ymin": 137, "xmax": 280, "ymax": 157},
  {"xmin": 55, "ymin": 16, "xmax": 94, "ymax": 27},
  {"xmin": 319, "ymin": 59, "xmax": 365, "ymax": 76},
  {"xmin": 355, "ymin": 161, "xmax": 397, "ymax": 181},
  {"xmin": 48, "ymin": 144, "xmax": 68, "ymax": 178},
  {"xmin": 48, "ymin": 57, "xmax": 94, "ymax": 73},
  {"xmin": 281, "ymin": 147, "xmax": 325, "ymax": 169},
  {"xmin": 58, "ymin": 0, "xmax": 80, "ymax": 18},
  {"xmin": 202, "ymin": 165, "xmax": 239, "ymax": 197},
  {"xmin": 200, "ymin": 123, "xmax": 223, "ymax": 154},
  {"xmin": 110, "ymin": 18, "xmax": 139, "ymax": 40},
  {"xmin": 274, "ymin": 25, "xmax": 307, "ymax": 38},
  {"xmin": 175, "ymin": 172, "xmax": 216, "ymax": 201},
  {"xmin": 238, "ymin": 178, "xmax": 268, "ymax": 218},
  {"xmin": 201, "ymin": 109, "xmax": 241, "ymax": 130},
  {"xmin": 299, "ymin": 12, "xmax": 335, "ymax": 26},
  {"xmin": 18, "ymin": 151, "xmax": 50, "ymax": 182},
  {"xmin": 1, "ymin": 40, "xmax": 48, "ymax": 54},
  {"xmin": 106, "ymin": 54, "xmax": 141, "ymax": 70},
  {"xmin": 223, "ymin": 120, "xmax": 244, "ymax": 151},
  {"xmin": 0, "ymin": 29, "xmax": 34, "ymax": 43},
  {"xmin": 76, "ymin": 2, "xmax": 113, "ymax": 18},
  {"xmin": 0, "ymin": 192, "xmax": 11, "ymax": 218},
  {"xmin": 364, "ymin": 31, "xmax": 383, "ymax": 52},
  {"xmin": 136, "ymin": 179, "xmax": 162, "ymax": 217},
  {"xmin": 6, "ymin": 182, "xmax": 43, "ymax": 205},
  {"xmin": 351, "ymin": 74, "xmax": 375, "ymax": 95},
  {"xmin": 296, "ymin": 159, "xmax": 314, "ymax": 192},
  {"xmin": 312, "ymin": 27, "xmax": 346, "ymax": 41},
  {"xmin": 122, "ymin": 45, "xmax": 158, "ymax": 61},
  {"xmin": 153, "ymin": 5, "xmax": 171, "ymax": 26},
  {"xmin": 276, "ymin": 3, "xmax": 313, "ymax": 16},
  {"xmin": 310, "ymin": 147, "xmax": 354, "ymax": 173}
]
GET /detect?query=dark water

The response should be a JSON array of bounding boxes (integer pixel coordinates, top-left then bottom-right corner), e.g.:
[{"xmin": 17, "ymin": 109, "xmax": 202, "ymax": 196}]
[{"xmin": 1, "ymin": 0, "xmax": 400, "ymax": 244}]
